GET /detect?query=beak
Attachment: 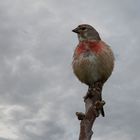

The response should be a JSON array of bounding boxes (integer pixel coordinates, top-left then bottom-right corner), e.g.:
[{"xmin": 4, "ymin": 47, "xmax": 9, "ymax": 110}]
[{"xmin": 72, "ymin": 27, "xmax": 79, "ymax": 33}]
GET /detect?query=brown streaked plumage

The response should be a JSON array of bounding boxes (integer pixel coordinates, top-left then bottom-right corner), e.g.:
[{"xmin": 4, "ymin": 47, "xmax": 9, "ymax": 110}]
[{"xmin": 72, "ymin": 24, "xmax": 114, "ymax": 117}]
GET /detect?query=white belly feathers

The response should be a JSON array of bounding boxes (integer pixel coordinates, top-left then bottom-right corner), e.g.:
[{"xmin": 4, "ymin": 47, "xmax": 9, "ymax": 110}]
[{"xmin": 72, "ymin": 53, "xmax": 100, "ymax": 85}]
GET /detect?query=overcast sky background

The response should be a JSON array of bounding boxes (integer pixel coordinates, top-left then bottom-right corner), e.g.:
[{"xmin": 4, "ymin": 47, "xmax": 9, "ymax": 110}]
[{"xmin": 0, "ymin": 0, "xmax": 140, "ymax": 140}]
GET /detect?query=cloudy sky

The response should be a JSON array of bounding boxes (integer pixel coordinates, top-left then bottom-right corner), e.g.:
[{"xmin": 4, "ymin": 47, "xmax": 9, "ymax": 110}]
[{"xmin": 0, "ymin": 0, "xmax": 140, "ymax": 140}]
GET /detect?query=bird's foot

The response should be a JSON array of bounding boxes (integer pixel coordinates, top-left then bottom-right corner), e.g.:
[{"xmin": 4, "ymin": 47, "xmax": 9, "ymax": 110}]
[
  {"xmin": 83, "ymin": 86, "xmax": 96, "ymax": 100},
  {"xmin": 94, "ymin": 100, "xmax": 105, "ymax": 117},
  {"xmin": 95, "ymin": 100, "xmax": 105, "ymax": 110},
  {"xmin": 83, "ymin": 82, "xmax": 103, "ymax": 100},
  {"xmin": 94, "ymin": 81, "xmax": 103, "ymax": 92}
]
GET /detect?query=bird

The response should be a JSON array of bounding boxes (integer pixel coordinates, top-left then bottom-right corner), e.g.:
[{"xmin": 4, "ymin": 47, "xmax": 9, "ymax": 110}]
[{"xmin": 72, "ymin": 24, "xmax": 114, "ymax": 117}]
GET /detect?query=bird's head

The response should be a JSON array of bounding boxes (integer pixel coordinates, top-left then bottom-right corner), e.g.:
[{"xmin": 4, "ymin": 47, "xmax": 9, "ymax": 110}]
[{"xmin": 72, "ymin": 24, "xmax": 101, "ymax": 42}]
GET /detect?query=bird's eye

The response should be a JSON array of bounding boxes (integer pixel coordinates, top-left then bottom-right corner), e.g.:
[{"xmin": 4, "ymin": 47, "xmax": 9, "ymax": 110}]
[{"xmin": 81, "ymin": 27, "xmax": 86, "ymax": 30}]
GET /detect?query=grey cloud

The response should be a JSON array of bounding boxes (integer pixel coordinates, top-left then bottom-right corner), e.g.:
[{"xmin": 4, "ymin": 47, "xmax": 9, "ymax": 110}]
[
  {"xmin": 0, "ymin": 0, "xmax": 140, "ymax": 140},
  {"xmin": 0, "ymin": 138, "xmax": 9, "ymax": 140}
]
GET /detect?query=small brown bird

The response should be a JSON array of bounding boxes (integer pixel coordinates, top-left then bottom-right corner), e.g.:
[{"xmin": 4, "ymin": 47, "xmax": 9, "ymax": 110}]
[{"xmin": 72, "ymin": 24, "xmax": 114, "ymax": 117}]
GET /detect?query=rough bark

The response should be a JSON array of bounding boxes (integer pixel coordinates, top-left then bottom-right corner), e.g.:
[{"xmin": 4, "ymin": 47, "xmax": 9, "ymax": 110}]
[{"xmin": 76, "ymin": 83, "xmax": 105, "ymax": 140}]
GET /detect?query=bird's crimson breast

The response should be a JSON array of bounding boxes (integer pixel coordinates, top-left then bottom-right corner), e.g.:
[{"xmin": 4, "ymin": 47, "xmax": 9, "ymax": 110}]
[{"xmin": 75, "ymin": 41, "xmax": 103, "ymax": 56}]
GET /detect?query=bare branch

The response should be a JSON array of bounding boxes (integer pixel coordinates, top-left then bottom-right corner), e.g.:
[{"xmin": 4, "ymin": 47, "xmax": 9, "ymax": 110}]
[{"xmin": 76, "ymin": 83, "xmax": 105, "ymax": 140}]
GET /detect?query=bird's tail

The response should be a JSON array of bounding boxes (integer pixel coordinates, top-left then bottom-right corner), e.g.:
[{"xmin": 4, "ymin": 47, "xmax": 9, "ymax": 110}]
[
  {"xmin": 101, "ymin": 107, "xmax": 105, "ymax": 117},
  {"xmin": 100, "ymin": 94, "xmax": 105, "ymax": 117}
]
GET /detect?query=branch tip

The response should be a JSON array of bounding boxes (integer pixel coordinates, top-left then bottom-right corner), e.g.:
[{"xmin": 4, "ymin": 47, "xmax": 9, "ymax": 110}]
[{"xmin": 76, "ymin": 112, "xmax": 85, "ymax": 120}]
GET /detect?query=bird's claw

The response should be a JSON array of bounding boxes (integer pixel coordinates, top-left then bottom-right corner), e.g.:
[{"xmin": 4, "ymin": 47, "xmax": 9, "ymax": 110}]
[
  {"xmin": 95, "ymin": 100, "xmax": 105, "ymax": 110},
  {"xmin": 94, "ymin": 100, "xmax": 105, "ymax": 117},
  {"xmin": 83, "ymin": 87, "xmax": 95, "ymax": 100}
]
